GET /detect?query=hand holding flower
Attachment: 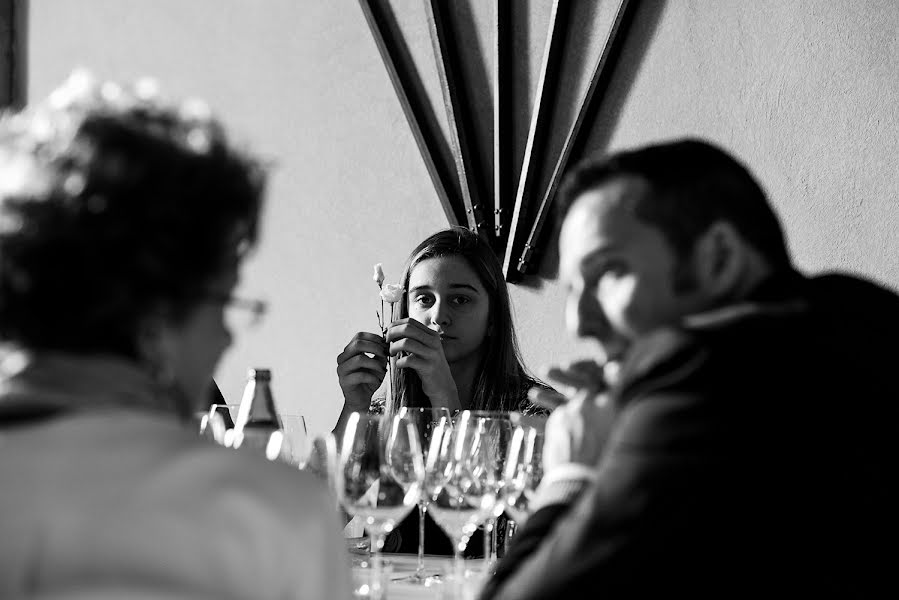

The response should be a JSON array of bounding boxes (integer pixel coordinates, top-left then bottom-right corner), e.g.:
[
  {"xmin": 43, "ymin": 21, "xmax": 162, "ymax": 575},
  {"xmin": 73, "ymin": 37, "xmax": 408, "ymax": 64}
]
[
  {"xmin": 373, "ymin": 264, "xmax": 404, "ymax": 404},
  {"xmin": 336, "ymin": 332, "xmax": 388, "ymax": 412},
  {"xmin": 386, "ymin": 317, "xmax": 460, "ymax": 410}
]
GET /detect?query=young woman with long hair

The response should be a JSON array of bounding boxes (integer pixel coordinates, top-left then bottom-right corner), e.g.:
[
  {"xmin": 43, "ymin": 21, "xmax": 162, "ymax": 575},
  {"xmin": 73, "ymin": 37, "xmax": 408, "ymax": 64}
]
[{"xmin": 334, "ymin": 226, "xmax": 547, "ymax": 555}]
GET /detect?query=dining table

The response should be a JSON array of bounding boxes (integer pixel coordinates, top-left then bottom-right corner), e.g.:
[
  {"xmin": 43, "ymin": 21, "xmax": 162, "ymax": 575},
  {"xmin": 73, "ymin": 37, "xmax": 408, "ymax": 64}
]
[{"xmin": 348, "ymin": 539, "xmax": 488, "ymax": 600}]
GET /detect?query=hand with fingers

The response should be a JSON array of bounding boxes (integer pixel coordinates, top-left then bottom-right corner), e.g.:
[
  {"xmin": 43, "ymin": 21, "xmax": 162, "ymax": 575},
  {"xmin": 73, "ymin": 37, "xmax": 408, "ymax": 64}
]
[
  {"xmin": 336, "ymin": 331, "xmax": 388, "ymax": 412},
  {"xmin": 537, "ymin": 359, "xmax": 616, "ymax": 470},
  {"xmin": 385, "ymin": 317, "xmax": 460, "ymax": 410}
]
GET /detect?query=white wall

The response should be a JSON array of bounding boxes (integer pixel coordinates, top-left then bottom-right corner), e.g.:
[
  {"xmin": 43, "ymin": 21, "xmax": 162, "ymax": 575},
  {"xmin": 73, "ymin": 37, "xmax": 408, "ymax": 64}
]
[
  {"xmin": 28, "ymin": 0, "xmax": 899, "ymax": 433},
  {"xmin": 592, "ymin": 0, "xmax": 899, "ymax": 284}
]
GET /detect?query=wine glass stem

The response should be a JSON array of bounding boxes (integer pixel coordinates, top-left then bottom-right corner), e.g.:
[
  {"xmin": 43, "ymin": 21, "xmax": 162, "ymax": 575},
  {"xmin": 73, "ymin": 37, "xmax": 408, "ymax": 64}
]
[
  {"xmin": 371, "ymin": 532, "xmax": 386, "ymax": 600},
  {"xmin": 416, "ymin": 502, "xmax": 427, "ymax": 577},
  {"xmin": 453, "ymin": 545, "xmax": 464, "ymax": 599},
  {"xmin": 492, "ymin": 516, "xmax": 499, "ymax": 560},
  {"xmin": 483, "ymin": 520, "xmax": 492, "ymax": 566}
]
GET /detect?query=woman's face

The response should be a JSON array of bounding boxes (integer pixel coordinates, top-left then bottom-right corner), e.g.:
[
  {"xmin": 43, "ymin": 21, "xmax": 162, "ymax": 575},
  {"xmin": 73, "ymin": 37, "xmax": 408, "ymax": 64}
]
[
  {"xmin": 407, "ymin": 255, "xmax": 491, "ymax": 366},
  {"xmin": 165, "ymin": 269, "xmax": 237, "ymax": 409}
]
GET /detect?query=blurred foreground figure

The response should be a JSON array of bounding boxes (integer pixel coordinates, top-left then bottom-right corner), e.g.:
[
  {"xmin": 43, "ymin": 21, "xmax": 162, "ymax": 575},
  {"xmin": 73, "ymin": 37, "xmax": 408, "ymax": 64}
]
[
  {"xmin": 483, "ymin": 139, "xmax": 899, "ymax": 599},
  {"xmin": 0, "ymin": 71, "xmax": 351, "ymax": 599}
]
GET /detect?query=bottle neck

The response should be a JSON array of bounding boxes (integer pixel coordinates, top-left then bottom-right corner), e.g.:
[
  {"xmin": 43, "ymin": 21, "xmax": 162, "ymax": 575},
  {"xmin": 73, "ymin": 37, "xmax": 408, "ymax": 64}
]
[{"xmin": 235, "ymin": 379, "xmax": 281, "ymax": 429}]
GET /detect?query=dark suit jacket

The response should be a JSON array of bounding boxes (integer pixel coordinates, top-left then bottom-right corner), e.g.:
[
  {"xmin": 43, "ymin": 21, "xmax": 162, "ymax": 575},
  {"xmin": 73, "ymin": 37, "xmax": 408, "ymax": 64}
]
[{"xmin": 482, "ymin": 271, "xmax": 899, "ymax": 599}]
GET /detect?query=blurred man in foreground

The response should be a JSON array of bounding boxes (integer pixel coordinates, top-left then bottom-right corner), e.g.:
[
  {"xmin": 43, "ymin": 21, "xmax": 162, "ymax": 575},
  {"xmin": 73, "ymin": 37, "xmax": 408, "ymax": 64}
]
[{"xmin": 482, "ymin": 139, "xmax": 898, "ymax": 598}]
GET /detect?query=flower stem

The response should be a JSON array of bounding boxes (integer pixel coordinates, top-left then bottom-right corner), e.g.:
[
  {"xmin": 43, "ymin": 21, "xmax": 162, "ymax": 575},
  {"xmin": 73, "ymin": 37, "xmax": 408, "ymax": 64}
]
[{"xmin": 385, "ymin": 301, "xmax": 394, "ymax": 405}]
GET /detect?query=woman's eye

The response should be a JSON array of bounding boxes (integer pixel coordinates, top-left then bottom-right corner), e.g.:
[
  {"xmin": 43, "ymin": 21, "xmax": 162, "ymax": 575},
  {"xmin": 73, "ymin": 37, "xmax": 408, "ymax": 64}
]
[
  {"xmin": 414, "ymin": 295, "xmax": 434, "ymax": 307},
  {"xmin": 451, "ymin": 296, "xmax": 471, "ymax": 306}
]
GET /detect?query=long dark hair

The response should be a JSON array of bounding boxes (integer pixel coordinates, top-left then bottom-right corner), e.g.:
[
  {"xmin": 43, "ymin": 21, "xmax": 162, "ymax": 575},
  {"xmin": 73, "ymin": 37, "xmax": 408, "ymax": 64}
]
[{"xmin": 386, "ymin": 227, "xmax": 541, "ymax": 415}]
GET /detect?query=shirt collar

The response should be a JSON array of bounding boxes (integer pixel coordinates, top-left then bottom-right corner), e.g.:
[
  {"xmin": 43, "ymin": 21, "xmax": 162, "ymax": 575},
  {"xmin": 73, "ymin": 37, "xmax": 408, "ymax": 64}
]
[
  {"xmin": 682, "ymin": 270, "xmax": 807, "ymax": 330},
  {"xmin": 0, "ymin": 348, "xmax": 175, "ymax": 423}
]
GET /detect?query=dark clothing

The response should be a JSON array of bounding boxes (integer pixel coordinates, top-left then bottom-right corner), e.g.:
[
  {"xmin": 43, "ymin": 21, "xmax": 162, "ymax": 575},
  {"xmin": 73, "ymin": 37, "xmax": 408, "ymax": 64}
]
[
  {"xmin": 383, "ymin": 506, "xmax": 495, "ymax": 558},
  {"xmin": 385, "ymin": 505, "xmax": 509, "ymax": 559},
  {"xmin": 482, "ymin": 271, "xmax": 899, "ymax": 599},
  {"xmin": 383, "ymin": 507, "xmax": 453, "ymax": 555}
]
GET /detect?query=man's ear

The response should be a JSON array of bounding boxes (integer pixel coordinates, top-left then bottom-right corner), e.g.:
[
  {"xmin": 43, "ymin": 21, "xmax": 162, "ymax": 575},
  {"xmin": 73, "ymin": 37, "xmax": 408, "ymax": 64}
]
[{"xmin": 693, "ymin": 221, "xmax": 746, "ymax": 300}]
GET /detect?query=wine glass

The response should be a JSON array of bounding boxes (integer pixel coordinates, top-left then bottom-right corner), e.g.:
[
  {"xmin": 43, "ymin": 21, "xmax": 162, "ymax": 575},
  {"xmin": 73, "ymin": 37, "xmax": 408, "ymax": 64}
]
[
  {"xmin": 336, "ymin": 412, "xmax": 424, "ymax": 600},
  {"xmin": 427, "ymin": 411, "xmax": 500, "ymax": 597},
  {"xmin": 302, "ymin": 431, "xmax": 338, "ymax": 492},
  {"xmin": 503, "ymin": 416, "xmax": 546, "ymax": 539},
  {"xmin": 197, "ymin": 406, "xmax": 228, "ymax": 444},
  {"xmin": 394, "ymin": 406, "xmax": 453, "ymax": 584},
  {"xmin": 457, "ymin": 410, "xmax": 513, "ymax": 571},
  {"xmin": 476, "ymin": 411, "xmax": 514, "ymax": 572},
  {"xmin": 278, "ymin": 413, "xmax": 310, "ymax": 467}
]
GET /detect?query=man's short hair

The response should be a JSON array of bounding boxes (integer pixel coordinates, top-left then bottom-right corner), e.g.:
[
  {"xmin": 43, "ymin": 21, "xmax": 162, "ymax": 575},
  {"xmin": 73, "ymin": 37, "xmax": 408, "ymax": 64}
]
[{"xmin": 557, "ymin": 138, "xmax": 791, "ymax": 271}]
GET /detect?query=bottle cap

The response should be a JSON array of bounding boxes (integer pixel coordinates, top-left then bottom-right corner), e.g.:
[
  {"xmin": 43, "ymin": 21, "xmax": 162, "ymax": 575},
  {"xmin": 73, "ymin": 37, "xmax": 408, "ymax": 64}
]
[{"xmin": 247, "ymin": 368, "xmax": 271, "ymax": 381}]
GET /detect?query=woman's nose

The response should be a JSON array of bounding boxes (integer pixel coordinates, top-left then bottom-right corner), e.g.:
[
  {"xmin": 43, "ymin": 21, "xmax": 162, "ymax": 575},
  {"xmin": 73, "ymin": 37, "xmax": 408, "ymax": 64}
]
[{"xmin": 429, "ymin": 301, "xmax": 451, "ymax": 328}]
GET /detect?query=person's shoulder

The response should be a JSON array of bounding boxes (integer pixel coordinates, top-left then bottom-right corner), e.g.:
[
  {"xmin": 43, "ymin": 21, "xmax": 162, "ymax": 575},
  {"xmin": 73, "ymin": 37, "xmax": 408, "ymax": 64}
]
[
  {"xmin": 153, "ymin": 443, "xmax": 351, "ymax": 598},
  {"xmin": 807, "ymin": 271, "xmax": 899, "ymax": 314},
  {"xmin": 196, "ymin": 443, "xmax": 329, "ymax": 501},
  {"xmin": 809, "ymin": 271, "xmax": 898, "ymax": 295},
  {"xmin": 608, "ymin": 327, "xmax": 741, "ymax": 450},
  {"xmin": 804, "ymin": 271, "xmax": 899, "ymax": 374},
  {"xmin": 617, "ymin": 296, "xmax": 802, "ymax": 402},
  {"xmin": 139, "ymin": 427, "xmax": 334, "ymax": 524},
  {"xmin": 616, "ymin": 327, "xmax": 703, "ymax": 393}
]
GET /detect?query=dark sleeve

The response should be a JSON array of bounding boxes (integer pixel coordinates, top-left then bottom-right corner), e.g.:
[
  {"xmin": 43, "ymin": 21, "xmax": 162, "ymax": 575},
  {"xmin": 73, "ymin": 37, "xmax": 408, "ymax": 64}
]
[
  {"xmin": 482, "ymin": 504, "xmax": 569, "ymax": 595},
  {"xmin": 481, "ymin": 331, "xmax": 723, "ymax": 599},
  {"xmin": 484, "ymin": 398, "xmax": 725, "ymax": 598}
]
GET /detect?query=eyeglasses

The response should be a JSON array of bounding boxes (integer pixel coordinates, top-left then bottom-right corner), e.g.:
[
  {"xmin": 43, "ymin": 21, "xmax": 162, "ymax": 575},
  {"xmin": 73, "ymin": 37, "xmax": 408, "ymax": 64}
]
[{"xmin": 204, "ymin": 293, "xmax": 268, "ymax": 331}]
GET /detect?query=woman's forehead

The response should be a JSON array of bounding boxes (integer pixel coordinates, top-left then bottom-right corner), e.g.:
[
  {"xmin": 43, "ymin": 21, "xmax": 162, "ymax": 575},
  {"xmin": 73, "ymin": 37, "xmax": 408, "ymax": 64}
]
[{"xmin": 409, "ymin": 255, "xmax": 484, "ymax": 291}]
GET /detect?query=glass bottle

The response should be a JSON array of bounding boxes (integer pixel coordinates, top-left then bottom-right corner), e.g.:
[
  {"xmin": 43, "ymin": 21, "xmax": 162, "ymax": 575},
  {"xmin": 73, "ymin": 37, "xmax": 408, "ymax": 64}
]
[{"xmin": 231, "ymin": 368, "xmax": 283, "ymax": 460}]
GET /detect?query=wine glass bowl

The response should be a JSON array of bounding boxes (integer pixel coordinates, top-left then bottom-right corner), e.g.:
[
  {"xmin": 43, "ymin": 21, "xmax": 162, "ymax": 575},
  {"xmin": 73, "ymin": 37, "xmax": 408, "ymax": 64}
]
[
  {"xmin": 196, "ymin": 407, "xmax": 228, "ymax": 444},
  {"xmin": 278, "ymin": 413, "xmax": 310, "ymax": 467},
  {"xmin": 337, "ymin": 412, "xmax": 424, "ymax": 600},
  {"xmin": 503, "ymin": 419, "xmax": 546, "ymax": 526},
  {"xmin": 455, "ymin": 410, "xmax": 514, "ymax": 570},
  {"xmin": 427, "ymin": 410, "xmax": 505, "ymax": 595},
  {"xmin": 395, "ymin": 406, "xmax": 453, "ymax": 584}
]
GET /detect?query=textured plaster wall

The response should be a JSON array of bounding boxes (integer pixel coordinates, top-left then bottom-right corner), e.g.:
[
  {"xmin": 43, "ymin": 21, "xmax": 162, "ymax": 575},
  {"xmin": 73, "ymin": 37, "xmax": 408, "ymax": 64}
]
[
  {"xmin": 27, "ymin": 0, "xmax": 899, "ymax": 433},
  {"xmin": 601, "ymin": 0, "xmax": 899, "ymax": 283}
]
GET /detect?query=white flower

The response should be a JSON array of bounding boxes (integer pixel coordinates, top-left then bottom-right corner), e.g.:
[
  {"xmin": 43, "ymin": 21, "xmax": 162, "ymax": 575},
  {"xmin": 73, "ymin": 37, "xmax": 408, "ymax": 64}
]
[
  {"xmin": 373, "ymin": 263, "xmax": 385, "ymax": 287},
  {"xmin": 379, "ymin": 283, "xmax": 404, "ymax": 303}
]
